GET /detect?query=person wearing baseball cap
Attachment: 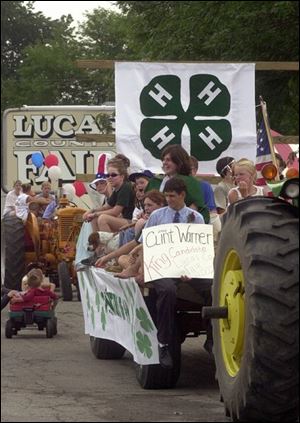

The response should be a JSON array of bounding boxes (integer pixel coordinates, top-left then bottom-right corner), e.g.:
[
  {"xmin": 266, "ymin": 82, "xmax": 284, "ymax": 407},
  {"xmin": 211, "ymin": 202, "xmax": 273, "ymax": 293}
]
[
  {"xmin": 89, "ymin": 172, "xmax": 108, "ymax": 191},
  {"xmin": 214, "ymin": 156, "xmax": 235, "ymax": 214},
  {"xmin": 129, "ymin": 169, "xmax": 154, "ymax": 183},
  {"xmin": 83, "ymin": 154, "xmax": 112, "ymax": 222},
  {"xmin": 129, "ymin": 169, "xmax": 154, "ymax": 209}
]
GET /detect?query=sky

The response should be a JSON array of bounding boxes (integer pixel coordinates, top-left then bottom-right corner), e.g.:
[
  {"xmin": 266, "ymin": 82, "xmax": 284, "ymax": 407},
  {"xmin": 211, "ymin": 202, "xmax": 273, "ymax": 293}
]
[{"xmin": 33, "ymin": 1, "xmax": 119, "ymax": 24}]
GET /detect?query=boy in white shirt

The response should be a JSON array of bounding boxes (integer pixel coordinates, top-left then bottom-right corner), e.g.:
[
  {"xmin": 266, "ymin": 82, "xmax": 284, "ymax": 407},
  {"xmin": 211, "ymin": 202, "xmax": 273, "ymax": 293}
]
[
  {"xmin": 15, "ymin": 183, "xmax": 51, "ymax": 224},
  {"xmin": 2, "ymin": 180, "xmax": 22, "ymax": 218}
]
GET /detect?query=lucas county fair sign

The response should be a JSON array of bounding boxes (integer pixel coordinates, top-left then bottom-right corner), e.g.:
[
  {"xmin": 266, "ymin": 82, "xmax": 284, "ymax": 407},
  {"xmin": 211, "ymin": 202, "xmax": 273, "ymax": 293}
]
[{"xmin": 2, "ymin": 106, "xmax": 115, "ymax": 191}]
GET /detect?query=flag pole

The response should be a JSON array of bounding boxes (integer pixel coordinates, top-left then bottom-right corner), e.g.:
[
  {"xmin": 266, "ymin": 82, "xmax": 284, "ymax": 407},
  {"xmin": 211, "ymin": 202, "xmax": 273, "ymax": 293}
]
[{"xmin": 259, "ymin": 96, "xmax": 280, "ymax": 181}]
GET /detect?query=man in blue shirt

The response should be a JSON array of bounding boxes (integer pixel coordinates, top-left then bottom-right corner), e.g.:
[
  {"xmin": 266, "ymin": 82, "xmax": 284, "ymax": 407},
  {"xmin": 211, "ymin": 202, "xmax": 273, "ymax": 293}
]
[{"xmin": 139, "ymin": 178, "xmax": 209, "ymax": 369}]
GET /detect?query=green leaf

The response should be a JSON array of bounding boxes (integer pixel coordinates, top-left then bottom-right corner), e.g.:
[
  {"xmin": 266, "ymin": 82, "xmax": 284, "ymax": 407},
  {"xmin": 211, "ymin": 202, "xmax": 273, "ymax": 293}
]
[
  {"xmin": 136, "ymin": 307, "xmax": 154, "ymax": 332},
  {"xmin": 86, "ymin": 290, "xmax": 90, "ymax": 310},
  {"xmin": 91, "ymin": 306, "xmax": 95, "ymax": 330},
  {"xmin": 95, "ymin": 291, "xmax": 101, "ymax": 312},
  {"xmin": 136, "ymin": 331, "xmax": 153, "ymax": 358},
  {"xmin": 101, "ymin": 307, "xmax": 107, "ymax": 331}
]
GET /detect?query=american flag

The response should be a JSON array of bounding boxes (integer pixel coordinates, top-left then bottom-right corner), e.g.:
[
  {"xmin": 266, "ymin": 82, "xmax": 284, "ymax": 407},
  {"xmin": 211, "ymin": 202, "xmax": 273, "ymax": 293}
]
[{"xmin": 256, "ymin": 119, "xmax": 273, "ymax": 186}]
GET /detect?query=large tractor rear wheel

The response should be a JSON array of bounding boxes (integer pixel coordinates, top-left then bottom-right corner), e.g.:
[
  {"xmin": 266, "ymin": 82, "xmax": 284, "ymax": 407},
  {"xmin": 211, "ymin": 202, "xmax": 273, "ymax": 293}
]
[
  {"xmin": 3, "ymin": 216, "xmax": 25, "ymax": 290},
  {"xmin": 213, "ymin": 197, "xmax": 299, "ymax": 422}
]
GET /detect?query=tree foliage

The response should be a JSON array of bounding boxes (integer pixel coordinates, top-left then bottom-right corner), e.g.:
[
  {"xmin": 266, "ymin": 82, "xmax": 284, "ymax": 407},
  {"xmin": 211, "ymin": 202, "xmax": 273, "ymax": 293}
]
[
  {"xmin": 1, "ymin": 1, "xmax": 67, "ymax": 77},
  {"xmin": 117, "ymin": 1, "xmax": 298, "ymax": 61},
  {"xmin": 76, "ymin": 8, "xmax": 135, "ymax": 104},
  {"xmin": 1, "ymin": 1, "xmax": 299, "ymax": 134},
  {"xmin": 1, "ymin": 3, "xmax": 128, "ymax": 110},
  {"xmin": 117, "ymin": 1, "xmax": 299, "ymax": 133}
]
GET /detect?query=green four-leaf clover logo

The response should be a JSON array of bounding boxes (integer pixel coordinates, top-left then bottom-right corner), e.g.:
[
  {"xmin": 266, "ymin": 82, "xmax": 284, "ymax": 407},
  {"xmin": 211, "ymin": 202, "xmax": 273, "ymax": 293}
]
[{"xmin": 140, "ymin": 74, "xmax": 232, "ymax": 160}]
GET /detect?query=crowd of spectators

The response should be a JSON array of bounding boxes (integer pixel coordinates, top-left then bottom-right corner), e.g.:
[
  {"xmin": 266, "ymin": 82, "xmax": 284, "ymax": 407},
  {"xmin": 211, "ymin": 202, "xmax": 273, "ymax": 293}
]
[{"xmin": 2, "ymin": 147, "xmax": 290, "ymax": 368}]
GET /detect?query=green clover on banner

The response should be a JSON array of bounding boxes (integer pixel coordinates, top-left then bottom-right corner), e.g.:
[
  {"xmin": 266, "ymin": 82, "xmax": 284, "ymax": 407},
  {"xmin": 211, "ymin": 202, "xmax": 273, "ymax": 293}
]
[
  {"xmin": 140, "ymin": 74, "xmax": 232, "ymax": 161},
  {"xmin": 86, "ymin": 290, "xmax": 90, "ymax": 311},
  {"xmin": 95, "ymin": 291, "xmax": 101, "ymax": 313},
  {"xmin": 136, "ymin": 331, "xmax": 153, "ymax": 358},
  {"xmin": 101, "ymin": 307, "xmax": 107, "ymax": 331},
  {"xmin": 91, "ymin": 306, "xmax": 95, "ymax": 330},
  {"xmin": 136, "ymin": 307, "xmax": 154, "ymax": 333},
  {"xmin": 126, "ymin": 283, "xmax": 134, "ymax": 303}
]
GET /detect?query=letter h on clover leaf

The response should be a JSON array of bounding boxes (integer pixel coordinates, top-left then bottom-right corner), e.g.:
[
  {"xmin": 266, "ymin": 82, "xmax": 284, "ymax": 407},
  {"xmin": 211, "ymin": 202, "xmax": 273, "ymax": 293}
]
[{"xmin": 140, "ymin": 74, "xmax": 232, "ymax": 161}]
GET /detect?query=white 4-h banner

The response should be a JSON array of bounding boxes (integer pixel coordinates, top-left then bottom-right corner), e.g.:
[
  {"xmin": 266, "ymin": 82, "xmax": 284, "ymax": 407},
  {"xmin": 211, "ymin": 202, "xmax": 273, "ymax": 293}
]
[
  {"xmin": 78, "ymin": 268, "xmax": 159, "ymax": 365},
  {"xmin": 115, "ymin": 62, "xmax": 256, "ymax": 174}
]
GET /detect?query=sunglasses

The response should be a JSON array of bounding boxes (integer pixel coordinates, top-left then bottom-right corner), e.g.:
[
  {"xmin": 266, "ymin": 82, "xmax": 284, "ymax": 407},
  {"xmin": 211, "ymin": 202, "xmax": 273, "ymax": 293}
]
[{"xmin": 107, "ymin": 173, "xmax": 120, "ymax": 178}]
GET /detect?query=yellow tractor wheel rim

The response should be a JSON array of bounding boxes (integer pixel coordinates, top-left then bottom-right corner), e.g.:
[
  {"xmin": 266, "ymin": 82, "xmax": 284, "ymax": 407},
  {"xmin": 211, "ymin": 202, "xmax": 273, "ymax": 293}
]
[{"xmin": 219, "ymin": 249, "xmax": 245, "ymax": 377}]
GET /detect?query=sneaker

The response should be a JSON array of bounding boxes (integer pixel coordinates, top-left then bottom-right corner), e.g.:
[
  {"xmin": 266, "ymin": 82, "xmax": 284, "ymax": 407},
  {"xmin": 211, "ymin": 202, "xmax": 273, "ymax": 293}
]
[
  {"xmin": 80, "ymin": 256, "xmax": 98, "ymax": 266},
  {"xmin": 158, "ymin": 345, "xmax": 173, "ymax": 369},
  {"xmin": 106, "ymin": 264, "xmax": 123, "ymax": 273},
  {"xmin": 75, "ymin": 263, "xmax": 86, "ymax": 272}
]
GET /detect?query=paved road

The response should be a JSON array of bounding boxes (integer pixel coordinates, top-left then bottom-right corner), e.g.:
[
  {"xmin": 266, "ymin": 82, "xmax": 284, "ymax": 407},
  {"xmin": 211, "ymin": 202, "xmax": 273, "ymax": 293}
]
[{"xmin": 1, "ymin": 297, "xmax": 228, "ymax": 422}]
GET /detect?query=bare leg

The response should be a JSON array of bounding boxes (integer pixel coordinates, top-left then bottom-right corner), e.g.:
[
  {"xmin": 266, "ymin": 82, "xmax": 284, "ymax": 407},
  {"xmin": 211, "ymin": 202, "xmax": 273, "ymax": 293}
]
[
  {"xmin": 115, "ymin": 245, "xmax": 143, "ymax": 278},
  {"xmin": 91, "ymin": 217, "xmax": 99, "ymax": 232},
  {"xmin": 118, "ymin": 254, "xmax": 131, "ymax": 269},
  {"xmin": 134, "ymin": 273, "xmax": 145, "ymax": 286},
  {"xmin": 114, "ymin": 260, "xmax": 141, "ymax": 279},
  {"xmin": 97, "ymin": 214, "xmax": 128, "ymax": 232},
  {"xmin": 134, "ymin": 262, "xmax": 145, "ymax": 287}
]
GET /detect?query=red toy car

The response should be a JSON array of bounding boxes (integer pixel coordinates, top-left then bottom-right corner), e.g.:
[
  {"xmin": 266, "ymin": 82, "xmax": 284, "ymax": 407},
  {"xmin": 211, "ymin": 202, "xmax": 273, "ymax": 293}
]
[{"xmin": 5, "ymin": 295, "xmax": 57, "ymax": 338}]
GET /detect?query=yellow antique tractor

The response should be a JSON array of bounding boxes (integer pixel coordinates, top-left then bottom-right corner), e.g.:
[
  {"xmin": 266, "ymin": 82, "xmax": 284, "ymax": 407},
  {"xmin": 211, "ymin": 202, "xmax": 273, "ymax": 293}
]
[{"xmin": 3, "ymin": 195, "xmax": 86, "ymax": 301}]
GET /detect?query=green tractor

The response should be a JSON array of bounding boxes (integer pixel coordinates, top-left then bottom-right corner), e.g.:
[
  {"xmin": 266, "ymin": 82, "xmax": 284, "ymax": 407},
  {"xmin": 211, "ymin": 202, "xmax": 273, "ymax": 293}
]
[{"xmin": 203, "ymin": 165, "xmax": 299, "ymax": 421}]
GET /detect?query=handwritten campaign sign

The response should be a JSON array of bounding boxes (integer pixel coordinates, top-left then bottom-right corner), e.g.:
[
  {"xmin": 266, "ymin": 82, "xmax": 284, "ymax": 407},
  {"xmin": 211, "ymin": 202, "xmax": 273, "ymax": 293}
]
[{"xmin": 143, "ymin": 223, "xmax": 214, "ymax": 282}]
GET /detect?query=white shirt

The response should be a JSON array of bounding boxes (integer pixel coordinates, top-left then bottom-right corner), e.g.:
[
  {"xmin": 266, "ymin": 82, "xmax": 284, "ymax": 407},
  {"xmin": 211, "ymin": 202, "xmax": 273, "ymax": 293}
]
[
  {"xmin": 228, "ymin": 185, "xmax": 265, "ymax": 205},
  {"xmin": 214, "ymin": 181, "xmax": 234, "ymax": 210},
  {"xmin": 15, "ymin": 193, "xmax": 30, "ymax": 222},
  {"xmin": 2, "ymin": 190, "xmax": 20, "ymax": 217},
  {"xmin": 132, "ymin": 206, "xmax": 143, "ymax": 222},
  {"xmin": 159, "ymin": 175, "xmax": 171, "ymax": 192}
]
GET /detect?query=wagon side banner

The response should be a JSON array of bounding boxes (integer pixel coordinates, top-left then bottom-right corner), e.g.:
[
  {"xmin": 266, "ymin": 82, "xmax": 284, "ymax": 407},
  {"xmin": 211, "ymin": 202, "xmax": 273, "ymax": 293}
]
[
  {"xmin": 143, "ymin": 223, "xmax": 214, "ymax": 283},
  {"xmin": 115, "ymin": 62, "xmax": 256, "ymax": 174},
  {"xmin": 78, "ymin": 268, "xmax": 159, "ymax": 365}
]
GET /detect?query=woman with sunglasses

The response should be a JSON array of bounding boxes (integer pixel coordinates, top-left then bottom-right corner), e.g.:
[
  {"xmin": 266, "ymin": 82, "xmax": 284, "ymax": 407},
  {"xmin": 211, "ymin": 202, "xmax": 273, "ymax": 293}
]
[{"xmin": 87, "ymin": 158, "xmax": 135, "ymax": 233}]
